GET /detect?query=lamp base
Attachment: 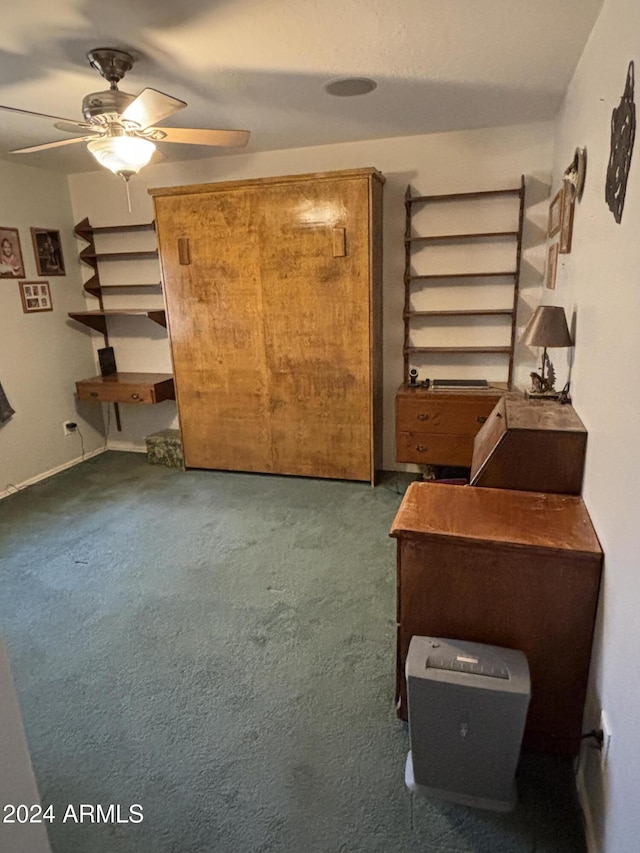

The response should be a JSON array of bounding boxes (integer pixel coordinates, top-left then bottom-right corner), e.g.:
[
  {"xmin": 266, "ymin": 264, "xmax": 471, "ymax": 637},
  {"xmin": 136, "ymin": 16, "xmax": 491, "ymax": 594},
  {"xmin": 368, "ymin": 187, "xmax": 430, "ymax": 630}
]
[{"xmin": 525, "ymin": 390, "xmax": 561, "ymax": 401}]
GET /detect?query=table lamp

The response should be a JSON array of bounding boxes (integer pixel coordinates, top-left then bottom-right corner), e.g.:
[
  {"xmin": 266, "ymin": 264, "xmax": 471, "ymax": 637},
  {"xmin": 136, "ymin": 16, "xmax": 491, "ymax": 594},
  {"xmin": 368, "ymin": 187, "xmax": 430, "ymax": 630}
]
[{"xmin": 521, "ymin": 305, "xmax": 573, "ymax": 399}]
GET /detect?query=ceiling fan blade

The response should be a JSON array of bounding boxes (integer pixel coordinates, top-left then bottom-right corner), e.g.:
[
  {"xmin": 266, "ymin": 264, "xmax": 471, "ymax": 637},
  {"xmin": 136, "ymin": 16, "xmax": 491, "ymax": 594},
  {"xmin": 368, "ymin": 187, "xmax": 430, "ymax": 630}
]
[
  {"xmin": 11, "ymin": 136, "xmax": 91, "ymax": 154},
  {"xmin": 0, "ymin": 103, "xmax": 84, "ymax": 125},
  {"xmin": 148, "ymin": 126, "xmax": 250, "ymax": 148},
  {"xmin": 54, "ymin": 120, "xmax": 98, "ymax": 134},
  {"xmin": 121, "ymin": 88, "xmax": 186, "ymax": 129}
]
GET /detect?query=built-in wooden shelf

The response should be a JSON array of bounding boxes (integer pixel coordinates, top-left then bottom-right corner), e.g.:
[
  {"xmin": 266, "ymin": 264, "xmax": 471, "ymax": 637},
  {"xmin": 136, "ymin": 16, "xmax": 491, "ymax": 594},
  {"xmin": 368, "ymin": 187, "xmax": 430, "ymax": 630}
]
[
  {"xmin": 408, "ymin": 271, "xmax": 517, "ymax": 281},
  {"xmin": 407, "ymin": 186, "xmax": 522, "ymax": 204},
  {"xmin": 69, "ymin": 309, "xmax": 167, "ymax": 334},
  {"xmin": 90, "ymin": 223, "xmax": 155, "ymax": 234},
  {"xmin": 404, "ymin": 309, "xmax": 514, "ymax": 318},
  {"xmin": 404, "ymin": 346, "xmax": 512, "ymax": 354},
  {"xmin": 75, "ymin": 219, "xmax": 155, "ymax": 238},
  {"xmin": 401, "ymin": 178, "xmax": 525, "ymax": 387},
  {"xmin": 80, "ymin": 250, "xmax": 159, "ymax": 262},
  {"xmin": 406, "ymin": 231, "xmax": 519, "ymax": 245},
  {"xmin": 72, "ymin": 217, "xmax": 166, "ymax": 432},
  {"xmin": 98, "ymin": 282, "xmax": 162, "ymax": 289}
]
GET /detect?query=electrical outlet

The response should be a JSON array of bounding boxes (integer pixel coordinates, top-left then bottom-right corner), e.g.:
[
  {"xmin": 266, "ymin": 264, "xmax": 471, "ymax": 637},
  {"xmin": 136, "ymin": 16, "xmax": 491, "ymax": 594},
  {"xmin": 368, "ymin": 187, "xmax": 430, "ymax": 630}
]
[
  {"xmin": 63, "ymin": 421, "xmax": 78, "ymax": 436},
  {"xmin": 599, "ymin": 710, "xmax": 612, "ymax": 770}
]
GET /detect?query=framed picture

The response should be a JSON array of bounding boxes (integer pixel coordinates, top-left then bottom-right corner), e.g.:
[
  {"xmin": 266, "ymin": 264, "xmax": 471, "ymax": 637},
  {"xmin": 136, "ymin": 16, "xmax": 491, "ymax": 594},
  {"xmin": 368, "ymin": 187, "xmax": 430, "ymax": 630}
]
[
  {"xmin": 19, "ymin": 281, "xmax": 53, "ymax": 313},
  {"xmin": 31, "ymin": 228, "xmax": 65, "ymax": 276},
  {"xmin": 0, "ymin": 227, "xmax": 25, "ymax": 278},
  {"xmin": 559, "ymin": 187, "xmax": 575, "ymax": 254},
  {"xmin": 545, "ymin": 242, "xmax": 559, "ymax": 290},
  {"xmin": 547, "ymin": 189, "xmax": 562, "ymax": 238}
]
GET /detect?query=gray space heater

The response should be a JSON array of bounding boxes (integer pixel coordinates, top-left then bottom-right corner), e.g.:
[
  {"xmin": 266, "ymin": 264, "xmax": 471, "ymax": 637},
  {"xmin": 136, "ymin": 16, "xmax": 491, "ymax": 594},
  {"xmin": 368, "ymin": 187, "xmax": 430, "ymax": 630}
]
[{"xmin": 405, "ymin": 636, "xmax": 530, "ymax": 812}]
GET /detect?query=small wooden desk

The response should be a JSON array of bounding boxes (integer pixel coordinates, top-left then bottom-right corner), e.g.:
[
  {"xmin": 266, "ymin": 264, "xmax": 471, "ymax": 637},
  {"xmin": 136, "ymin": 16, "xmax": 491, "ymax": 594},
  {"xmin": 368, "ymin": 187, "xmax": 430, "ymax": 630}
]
[
  {"xmin": 390, "ymin": 482, "xmax": 603, "ymax": 754},
  {"xmin": 470, "ymin": 397, "xmax": 587, "ymax": 494}
]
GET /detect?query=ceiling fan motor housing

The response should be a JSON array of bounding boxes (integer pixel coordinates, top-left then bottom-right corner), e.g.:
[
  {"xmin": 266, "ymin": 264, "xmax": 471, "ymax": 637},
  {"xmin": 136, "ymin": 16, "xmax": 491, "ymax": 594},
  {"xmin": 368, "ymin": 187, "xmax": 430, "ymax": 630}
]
[{"xmin": 82, "ymin": 89, "xmax": 136, "ymax": 122}]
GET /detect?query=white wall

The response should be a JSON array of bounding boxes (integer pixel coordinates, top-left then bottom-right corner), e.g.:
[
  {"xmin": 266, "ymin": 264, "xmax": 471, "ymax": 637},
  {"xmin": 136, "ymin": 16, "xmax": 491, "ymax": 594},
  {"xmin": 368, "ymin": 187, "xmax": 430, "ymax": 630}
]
[
  {"xmin": 0, "ymin": 161, "xmax": 105, "ymax": 496},
  {"xmin": 548, "ymin": 0, "xmax": 640, "ymax": 850},
  {"xmin": 0, "ymin": 636, "xmax": 51, "ymax": 852},
  {"xmin": 68, "ymin": 121, "xmax": 553, "ymax": 468}
]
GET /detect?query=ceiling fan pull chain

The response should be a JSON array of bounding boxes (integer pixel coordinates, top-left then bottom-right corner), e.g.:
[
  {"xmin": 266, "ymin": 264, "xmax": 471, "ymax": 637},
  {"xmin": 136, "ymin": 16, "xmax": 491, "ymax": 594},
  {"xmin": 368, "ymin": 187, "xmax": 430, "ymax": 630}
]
[{"xmin": 124, "ymin": 178, "xmax": 132, "ymax": 214}]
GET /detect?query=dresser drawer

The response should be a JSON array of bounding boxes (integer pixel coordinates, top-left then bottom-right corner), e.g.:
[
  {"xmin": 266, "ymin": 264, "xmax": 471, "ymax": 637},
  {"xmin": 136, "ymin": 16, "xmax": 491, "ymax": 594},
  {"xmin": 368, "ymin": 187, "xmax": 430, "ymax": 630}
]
[
  {"xmin": 396, "ymin": 395, "xmax": 500, "ymax": 435},
  {"xmin": 396, "ymin": 431, "xmax": 476, "ymax": 466}
]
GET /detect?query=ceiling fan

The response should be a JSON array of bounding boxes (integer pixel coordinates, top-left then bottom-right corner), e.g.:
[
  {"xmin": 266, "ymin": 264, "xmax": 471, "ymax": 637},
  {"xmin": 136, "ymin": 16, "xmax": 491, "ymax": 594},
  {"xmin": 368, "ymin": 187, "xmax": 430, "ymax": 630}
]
[{"xmin": 0, "ymin": 47, "xmax": 250, "ymax": 181}]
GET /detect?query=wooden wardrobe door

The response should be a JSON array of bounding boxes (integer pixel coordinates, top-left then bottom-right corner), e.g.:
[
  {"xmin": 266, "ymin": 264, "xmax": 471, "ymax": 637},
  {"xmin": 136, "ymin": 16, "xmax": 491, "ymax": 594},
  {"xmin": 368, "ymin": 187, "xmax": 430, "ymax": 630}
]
[
  {"xmin": 152, "ymin": 168, "xmax": 383, "ymax": 480},
  {"xmin": 257, "ymin": 177, "xmax": 372, "ymax": 480},
  {"xmin": 154, "ymin": 188, "xmax": 274, "ymax": 472}
]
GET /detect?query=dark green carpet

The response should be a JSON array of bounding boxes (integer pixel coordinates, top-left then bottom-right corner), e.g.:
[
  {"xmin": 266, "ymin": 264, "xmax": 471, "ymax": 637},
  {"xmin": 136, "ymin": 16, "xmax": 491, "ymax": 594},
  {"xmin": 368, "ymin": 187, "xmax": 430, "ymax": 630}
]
[{"xmin": 0, "ymin": 452, "xmax": 585, "ymax": 852}]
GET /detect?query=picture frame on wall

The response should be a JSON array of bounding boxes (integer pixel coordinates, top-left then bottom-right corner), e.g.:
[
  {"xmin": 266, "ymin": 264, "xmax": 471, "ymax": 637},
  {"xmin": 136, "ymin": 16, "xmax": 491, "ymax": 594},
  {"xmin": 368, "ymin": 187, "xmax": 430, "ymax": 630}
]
[
  {"xmin": 0, "ymin": 227, "xmax": 25, "ymax": 278},
  {"xmin": 31, "ymin": 228, "xmax": 65, "ymax": 276},
  {"xmin": 559, "ymin": 186, "xmax": 575, "ymax": 254},
  {"xmin": 547, "ymin": 190, "xmax": 562, "ymax": 238},
  {"xmin": 19, "ymin": 281, "xmax": 53, "ymax": 313},
  {"xmin": 545, "ymin": 242, "xmax": 559, "ymax": 290}
]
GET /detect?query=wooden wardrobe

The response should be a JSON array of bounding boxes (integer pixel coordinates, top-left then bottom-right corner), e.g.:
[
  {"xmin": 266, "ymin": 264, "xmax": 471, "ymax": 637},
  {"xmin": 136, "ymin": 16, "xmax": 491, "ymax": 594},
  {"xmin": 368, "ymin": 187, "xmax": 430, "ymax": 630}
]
[{"xmin": 149, "ymin": 168, "xmax": 384, "ymax": 483}]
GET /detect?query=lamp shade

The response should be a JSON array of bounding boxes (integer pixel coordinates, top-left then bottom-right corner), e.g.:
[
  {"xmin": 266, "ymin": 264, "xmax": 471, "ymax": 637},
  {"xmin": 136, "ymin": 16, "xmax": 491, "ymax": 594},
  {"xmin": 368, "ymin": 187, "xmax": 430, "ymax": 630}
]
[
  {"xmin": 87, "ymin": 135, "xmax": 156, "ymax": 179},
  {"xmin": 521, "ymin": 305, "xmax": 573, "ymax": 348}
]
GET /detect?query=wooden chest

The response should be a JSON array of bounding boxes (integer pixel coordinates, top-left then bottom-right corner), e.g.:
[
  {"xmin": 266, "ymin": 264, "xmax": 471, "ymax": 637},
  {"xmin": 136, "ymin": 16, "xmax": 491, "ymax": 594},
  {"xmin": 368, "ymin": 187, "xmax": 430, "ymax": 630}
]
[{"xmin": 390, "ymin": 481, "xmax": 603, "ymax": 754}]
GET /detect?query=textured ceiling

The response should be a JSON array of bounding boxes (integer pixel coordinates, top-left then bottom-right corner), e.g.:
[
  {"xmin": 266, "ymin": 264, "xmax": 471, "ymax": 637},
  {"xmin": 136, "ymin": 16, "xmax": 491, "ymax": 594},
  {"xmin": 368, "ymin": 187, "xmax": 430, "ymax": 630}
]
[{"xmin": 0, "ymin": 0, "xmax": 604, "ymax": 174}]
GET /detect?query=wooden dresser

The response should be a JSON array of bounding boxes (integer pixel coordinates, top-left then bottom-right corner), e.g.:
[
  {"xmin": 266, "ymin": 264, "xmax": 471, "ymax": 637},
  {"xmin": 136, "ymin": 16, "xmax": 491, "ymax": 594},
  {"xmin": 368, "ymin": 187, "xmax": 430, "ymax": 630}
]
[
  {"xmin": 390, "ymin": 481, "xmax": 603, "ymax": 754},
  {"xmin": 395, "ymin": 384, "xmax": 504, "ymax": 467}
]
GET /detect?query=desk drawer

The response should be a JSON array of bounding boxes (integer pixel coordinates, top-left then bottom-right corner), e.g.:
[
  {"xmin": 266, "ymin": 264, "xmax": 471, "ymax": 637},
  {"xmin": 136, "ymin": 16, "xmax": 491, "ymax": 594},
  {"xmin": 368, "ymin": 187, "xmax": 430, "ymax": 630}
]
[
  {"xmin": 396, "ymin": 396, "xmax": 500, "ymax": 435},
  {"xmin": 77, "ymin": 384, "xmax": 154, "ymax": 404},
  {"xmin": 396, "ymin": 431, "xmax": 475, "ymax": 466},
  {"xmin": 75, "ymin": 374, "xmax": 175, "ymax": 405}
]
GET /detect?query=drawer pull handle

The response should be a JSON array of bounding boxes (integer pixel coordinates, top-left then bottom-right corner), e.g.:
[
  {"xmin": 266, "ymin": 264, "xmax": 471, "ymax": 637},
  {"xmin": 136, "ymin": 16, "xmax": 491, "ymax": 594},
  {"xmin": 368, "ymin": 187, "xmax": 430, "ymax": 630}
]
[
  {"xmin": 477, "ymin": 416, "xmax": 487, "ymax": 424},
  {"xmin": 415, "ymin": 444, "xmax": 428, "ymax": 453},
  {"xmin": 90, "ymin": 391, "xmax": 99, "ymax": 398},
  {"xmin": 177, "ymin": 237, "xmax": 190, "ymax": 265},
  {"xmin": 131, "ymin": 393, "xmax": 140, "ymax": 400},
  {"xmin": 417, "ymin": 413, "xmax": 430, "ymax": 421}
]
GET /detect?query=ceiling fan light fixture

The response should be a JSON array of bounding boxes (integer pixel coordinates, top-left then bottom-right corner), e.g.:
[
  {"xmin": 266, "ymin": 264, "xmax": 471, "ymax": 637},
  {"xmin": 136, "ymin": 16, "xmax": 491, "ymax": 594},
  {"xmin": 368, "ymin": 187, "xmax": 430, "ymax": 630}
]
[{"xmin": 87, "ymin": 134, "xmax": 156, "ymax": 180}]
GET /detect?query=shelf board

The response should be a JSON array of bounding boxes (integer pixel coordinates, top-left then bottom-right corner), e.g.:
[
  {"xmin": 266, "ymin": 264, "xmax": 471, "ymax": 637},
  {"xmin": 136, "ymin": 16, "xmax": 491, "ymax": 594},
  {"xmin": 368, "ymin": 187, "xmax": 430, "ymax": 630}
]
[
  {"xmin": 98, "ymin": 282, "xmax": 162, "ymax": 289},
  {"xmin": 91, "ymin": 223, "xmax": 155, "ymax": 234},
  {"xmin": 404, "ymin": 309, "xmax": 514, "ymax": 318},
  {"xmin": 85, "ymin": 251, "xmax": 159, "ymax": 262},
  {"xmin": 405, "ymin": 346, "xmax": 512, "ymax": 354},
  {"xmin": 69, "ymin": 309, "xmax": 167, "ymax": 334},
  {"xmin": 408, "ymin": 271, "xmax": 517, "ymax": 281},
  {"xmin": 407, "ymin": 187, "xmax": 522, "ymax": 205},
  {"xmin": 406, "ymin": 231, "xmax": 519, "ymax": 244}
]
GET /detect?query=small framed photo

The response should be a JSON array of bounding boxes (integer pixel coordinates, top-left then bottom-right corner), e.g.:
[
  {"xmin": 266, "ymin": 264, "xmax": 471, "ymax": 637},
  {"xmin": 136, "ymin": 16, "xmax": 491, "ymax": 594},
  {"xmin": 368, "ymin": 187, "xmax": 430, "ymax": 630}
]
[
  {"xmin": 545, "ymin": 242, "xmax": 559, "ymax": 290},
  {"xmin": 31, "ymin": 228, "xmax": 65, "ymax": 276},
  {"xmin": 19, "ymin": 280, "xmax": 53, "ymax": 313},
  {"xmin": 559, "ymin": 187, "xmax": 575, "ymax": 254},
  {"xmin": 547, "ymin": 189, "xmax": 562, "ymax": 238},
  {"xmin": 0, "ymin": 227, "xmax": 25, "ymax": 277}
]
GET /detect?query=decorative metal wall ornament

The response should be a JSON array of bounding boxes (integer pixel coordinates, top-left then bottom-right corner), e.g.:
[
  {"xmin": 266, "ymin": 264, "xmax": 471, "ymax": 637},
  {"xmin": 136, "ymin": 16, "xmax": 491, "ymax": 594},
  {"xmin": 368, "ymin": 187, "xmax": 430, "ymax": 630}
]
[{"xmin": 606, "ymin": 61, "xmax": 636, "ymax": 224}]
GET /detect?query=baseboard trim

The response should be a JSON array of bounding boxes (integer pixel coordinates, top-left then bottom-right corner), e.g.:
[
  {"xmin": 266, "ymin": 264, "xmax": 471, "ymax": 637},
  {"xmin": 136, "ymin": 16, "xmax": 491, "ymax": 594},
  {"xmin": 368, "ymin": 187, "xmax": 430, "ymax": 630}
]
[
  {"xmin": 105, "ymin": 441, "xmax": 146, "ymax": 453},
  {"xmin": 576, "ymin": 752, "xmax": 598, "ymax": 853},
  {"xmin": 0, "ymin": 447, "xmax": 107, "ymax": 501}
]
